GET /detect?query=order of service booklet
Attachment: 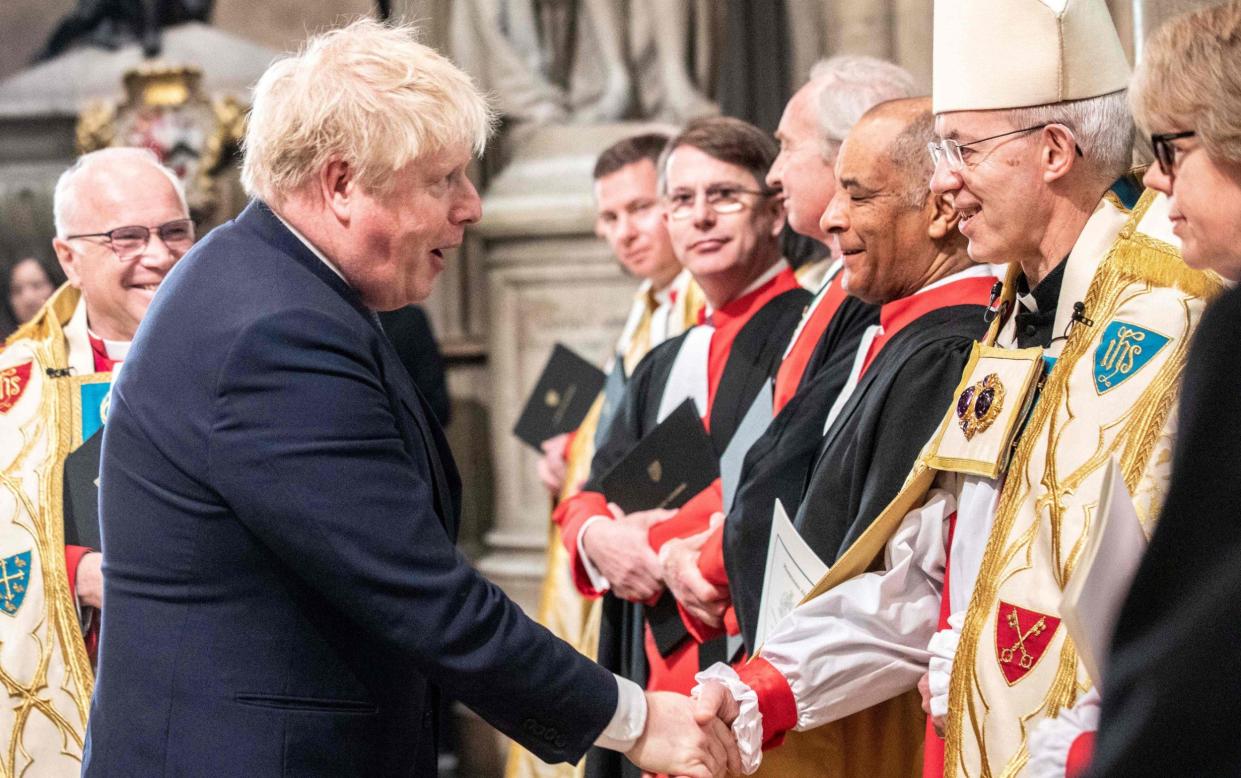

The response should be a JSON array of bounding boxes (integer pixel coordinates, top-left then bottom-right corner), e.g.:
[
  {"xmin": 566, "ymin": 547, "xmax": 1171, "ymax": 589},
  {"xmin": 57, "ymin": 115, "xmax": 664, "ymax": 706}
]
[
  {"xmin": 755, "ymin": 499, "xmax": 828, "ymax": 649},
  {"xmin": 1060, "ymin": 456, "xmax": 1149, "ymax": 687},
  {"xmin": 512, "ymin": 343, "xmax": 606, "ymax": 451}
]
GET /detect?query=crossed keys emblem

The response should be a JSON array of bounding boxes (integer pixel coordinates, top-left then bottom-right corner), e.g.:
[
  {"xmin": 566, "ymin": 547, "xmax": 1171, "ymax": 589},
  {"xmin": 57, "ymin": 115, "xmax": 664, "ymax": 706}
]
[
  {"xmin": 994, "ymin": 600, "xmax": 1061, "ymax": 685},
  {"xmin": 999, "ymin": 608, "xmax": 1047, "ymax": 670}
]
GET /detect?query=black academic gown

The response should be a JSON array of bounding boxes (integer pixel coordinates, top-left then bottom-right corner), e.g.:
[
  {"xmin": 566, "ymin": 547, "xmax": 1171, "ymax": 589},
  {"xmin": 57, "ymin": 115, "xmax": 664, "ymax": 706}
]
[
  {"xmin": 727, "ymin": 301, "xmax": 989, "ymax": 650},
  {"xmin": 584, "ymin": 284, "xmax": 809, "ymax": 778},
  {"xmin": 1086, "ymin": 284, "xmax": 1241, "ymax": 778}
]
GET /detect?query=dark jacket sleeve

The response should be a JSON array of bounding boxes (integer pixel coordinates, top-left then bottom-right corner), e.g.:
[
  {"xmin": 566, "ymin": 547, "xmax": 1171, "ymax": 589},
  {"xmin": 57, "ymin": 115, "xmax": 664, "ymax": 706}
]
[
  {"xmin": 208, "ymin": 306, "xmax": 616, "ymax": 764},
  {"xmin": 1088, "ymin": 287, "xmax": 1241, "ymax": 778}
]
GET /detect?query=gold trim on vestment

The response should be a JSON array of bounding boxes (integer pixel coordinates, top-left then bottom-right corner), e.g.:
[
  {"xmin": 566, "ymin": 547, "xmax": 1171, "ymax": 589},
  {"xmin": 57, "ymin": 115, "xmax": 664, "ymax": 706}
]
[
  {"xmin": 944, "ymin": 190, "xmax": 1224, "ymax": 777},
  {"xmin": 0, "ymin": 285, "xmax": 101, "ymax": 773}
]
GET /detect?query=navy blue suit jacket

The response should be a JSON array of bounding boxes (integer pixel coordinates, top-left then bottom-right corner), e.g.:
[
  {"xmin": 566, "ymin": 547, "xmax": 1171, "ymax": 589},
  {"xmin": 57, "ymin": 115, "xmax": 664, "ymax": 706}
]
[{"xmin": 84, "ymin": 201, "xmax": 616, "ymax": 776}]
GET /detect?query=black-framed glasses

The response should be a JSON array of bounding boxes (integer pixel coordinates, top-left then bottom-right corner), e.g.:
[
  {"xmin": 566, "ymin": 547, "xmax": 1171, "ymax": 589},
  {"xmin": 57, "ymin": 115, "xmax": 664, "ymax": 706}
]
[
  {"xmin": 65, "ymin": 218, "xmax": 196, "ymax": 261},
  {"xmin": 1151, "ymin": 131, "xmax": 1197, "ymax": 177},
  {"xmin": 664, "ymin": 185, "xmax": 772, "ymax": 220}
]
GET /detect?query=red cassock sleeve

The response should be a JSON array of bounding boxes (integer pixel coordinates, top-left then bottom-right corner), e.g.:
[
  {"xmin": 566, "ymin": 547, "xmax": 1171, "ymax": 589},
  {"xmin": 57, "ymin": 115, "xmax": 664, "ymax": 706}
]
[
  {"xmin": 64, "ymin": 544, "xmax": 92, "ymax": 601},
  {"xmin": 1066, "ymin": 731, "xmax": 1095, "ymax": 778},
  {"xmin": 736, "ymin": 655, "xmax": 799, "ymax": 750},
  {"xmin": 551, "ymin": 490, "xmax": 611, "ymax": 597},
  {"xmin": 648, "ymin": 478, "xmax": 723, "ymax": 552}
]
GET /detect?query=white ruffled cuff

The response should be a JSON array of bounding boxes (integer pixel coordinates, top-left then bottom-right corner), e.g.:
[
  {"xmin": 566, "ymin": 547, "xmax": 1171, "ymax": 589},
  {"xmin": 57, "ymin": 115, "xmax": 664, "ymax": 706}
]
[
  {"xmin": 926, "ymin": 611, "xmax": 964, "ymax": 718},
  {"xmin": 692, "ymin": 663, "xmax": 763, "ymax": 775},
  {"xmin": 1027, "ymin": 687, "xmax": 1101, "ymax": 778}
]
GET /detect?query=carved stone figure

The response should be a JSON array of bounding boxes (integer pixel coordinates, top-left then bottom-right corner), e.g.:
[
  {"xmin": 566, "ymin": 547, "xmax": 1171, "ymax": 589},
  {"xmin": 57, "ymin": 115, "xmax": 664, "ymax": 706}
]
[
  {"xmin": 36, "ymin": 0, "xmax": 215, "ymax": 61},
  {"xmin": 450, "ymin": 0, "xmax": 718, "ymax": 126}
]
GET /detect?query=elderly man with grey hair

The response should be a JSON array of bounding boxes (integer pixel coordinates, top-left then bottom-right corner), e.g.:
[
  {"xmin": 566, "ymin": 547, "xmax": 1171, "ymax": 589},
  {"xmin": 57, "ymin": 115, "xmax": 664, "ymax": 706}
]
[
  {"xmin": 0, "ymin": 146, "xmax": 191, "ymax": 775},
  {"xmin": 83, "ymin": 19, "xmax": 738, "ymax": 778},
  {"xmin": 656, "ymin": 54, "xmax": 917, "ymax": 660},
  {"xmin": 694, "ymin": 0, "xmax": 1219, "ymax": 776}
]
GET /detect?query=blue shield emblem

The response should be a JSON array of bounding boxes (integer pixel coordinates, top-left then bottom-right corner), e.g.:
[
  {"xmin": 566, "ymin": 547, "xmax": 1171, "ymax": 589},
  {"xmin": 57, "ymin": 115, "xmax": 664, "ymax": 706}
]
[
  {"xmin": 0, "ymin": 551, "xmax": 32, "ymax": 617},
  {"xmin": 80, "ymin": 382, "xmax": 112, "ymax": 441},
  {"xmin": 1094, "ymin": 321, "xmax": 1170, "ymax": 394}
]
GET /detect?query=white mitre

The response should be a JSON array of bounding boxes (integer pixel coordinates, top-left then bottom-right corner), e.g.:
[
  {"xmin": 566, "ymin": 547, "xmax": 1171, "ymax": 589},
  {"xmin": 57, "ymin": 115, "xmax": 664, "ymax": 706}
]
[{"xmin": 933, "ymin": 0, "xmax": 1131, "ymax": 113}]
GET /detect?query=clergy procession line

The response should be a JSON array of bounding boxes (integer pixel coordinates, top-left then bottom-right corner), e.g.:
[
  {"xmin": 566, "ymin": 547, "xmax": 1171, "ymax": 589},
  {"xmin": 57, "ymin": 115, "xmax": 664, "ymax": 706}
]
[{"xmin": 1, "ymin": 0, "xmax": 1239, "ymax": 776}]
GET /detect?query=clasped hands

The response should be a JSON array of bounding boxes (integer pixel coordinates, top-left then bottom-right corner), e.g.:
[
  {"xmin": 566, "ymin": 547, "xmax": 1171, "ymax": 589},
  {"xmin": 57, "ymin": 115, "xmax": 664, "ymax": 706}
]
[
  {"xmin": 583, "ymin": 508, "xmax": 745, "ymax": 776},
  {"xmin": 626, "ymin": 685, "xmax": 745, "ymax": 778},
  {"xmin": 581, "ymin": 507, "xmax": 729, "ymax": 623}
]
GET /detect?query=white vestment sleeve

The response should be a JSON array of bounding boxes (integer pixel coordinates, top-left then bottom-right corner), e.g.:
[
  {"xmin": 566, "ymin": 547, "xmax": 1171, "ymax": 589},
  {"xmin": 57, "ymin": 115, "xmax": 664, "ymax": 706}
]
[
  {"xmin": 759, "ymin": 485, "xmax": 956, "ymax": 732},
  {"xmin": 1027, "ymin": 687, "xmax": 1101, "ymax": 778}
]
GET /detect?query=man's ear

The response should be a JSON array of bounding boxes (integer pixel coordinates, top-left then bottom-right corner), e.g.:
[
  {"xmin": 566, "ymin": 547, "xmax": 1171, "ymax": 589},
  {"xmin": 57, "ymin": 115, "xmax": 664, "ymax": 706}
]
[
  {"xmin": 1040, "ymin": 124, "xmax": 1079, "ymax": 184},
  {"xmin": 926, "ymin": 191, "xmax": 960, "ymax": 241},
  {"xmin": 766, "ymin": 195, "xmax": 787, "ymax": 239},
  {"xmin": 52, "ymin": 238, "xmax": 82, "ymax": 288},
  {"xmin": 320, "ymin": 159, "xmax": 356, "ymax": 224}
]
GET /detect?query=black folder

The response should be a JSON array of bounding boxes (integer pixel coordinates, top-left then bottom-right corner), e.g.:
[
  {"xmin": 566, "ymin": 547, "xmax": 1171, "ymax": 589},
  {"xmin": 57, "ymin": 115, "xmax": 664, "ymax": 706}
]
[
  {"xmin": 62, "ymin": 428, "xmax": 102, "ymax": 550},
  {"xmin": 598, "ymin": 399, "xmax": 719, "ymax": 514},
  {"xmin": 512, "ymin": 344, "xmax": 606, "ymax": 451},
  {"xmin": 599, "ymin": 399, "xmax": 720, "ymax": 656}
]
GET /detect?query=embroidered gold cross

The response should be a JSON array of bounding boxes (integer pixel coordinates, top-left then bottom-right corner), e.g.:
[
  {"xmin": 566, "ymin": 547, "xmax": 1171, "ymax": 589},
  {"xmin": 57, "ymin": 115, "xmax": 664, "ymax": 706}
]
[
  {"xmin": 0, "ymin": 558, "xmax": 24, "ymax": 612},
  {"xmin": 999, "ymin": 607, "xmax": 1047, "ymax": 670}
]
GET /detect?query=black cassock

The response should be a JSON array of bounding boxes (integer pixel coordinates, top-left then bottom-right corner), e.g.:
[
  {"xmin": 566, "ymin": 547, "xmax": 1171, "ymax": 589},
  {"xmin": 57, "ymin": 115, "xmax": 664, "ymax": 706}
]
[
  {"xmin": 584, "ymin": 284, "xmax": 808, "ymax": 778},
  {"xmin": 1088, "ymin": 284, "xmax": 1241, "ymax": 778},
  {"xmin": 726, "ymin": 300, "xmax": 990, "ymax": 650}
]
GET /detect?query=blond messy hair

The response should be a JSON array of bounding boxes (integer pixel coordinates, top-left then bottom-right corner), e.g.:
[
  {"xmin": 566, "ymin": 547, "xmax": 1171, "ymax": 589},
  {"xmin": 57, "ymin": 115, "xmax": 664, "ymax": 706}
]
[
  {"xmin": 1131, "ymin": 1, "xmax": 1241, "ymax": 164},
  {"xmin": 241, "ymin": 18, "xmax": 495, "ymax": 204}
]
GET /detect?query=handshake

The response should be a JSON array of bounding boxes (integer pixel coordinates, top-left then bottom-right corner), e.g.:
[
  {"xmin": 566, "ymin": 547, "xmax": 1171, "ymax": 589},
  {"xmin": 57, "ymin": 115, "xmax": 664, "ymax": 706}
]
[{"xmin": 624, "ymin": 683, "xmax": 746, "ymax": 778}]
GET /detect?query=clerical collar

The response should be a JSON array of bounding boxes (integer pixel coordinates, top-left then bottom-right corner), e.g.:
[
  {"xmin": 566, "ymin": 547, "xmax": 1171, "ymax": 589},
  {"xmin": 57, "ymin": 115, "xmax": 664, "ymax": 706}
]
[
  {"xmin": 1013, "ymin": 258, "xmax": 1067, "ymax": 348},
  {"xmin": 86, "ymin": 329, "xmax": 131, "ymax": 362},
  {"xmin": 272, "ymin": 210, "xmax": 349, "ymax": 284},
  {"xmin": 702, "ymin": 259, "xmax": 789, "ymax": 318},
  {"xmin": 877, "ymin": 264, "xmax": 999, "ymax": 334}
]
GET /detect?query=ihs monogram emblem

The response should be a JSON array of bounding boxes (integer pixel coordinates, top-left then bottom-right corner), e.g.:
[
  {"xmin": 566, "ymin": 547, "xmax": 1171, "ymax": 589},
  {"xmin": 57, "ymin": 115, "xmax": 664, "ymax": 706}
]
[
  {"xmin": 955, "ymin": 372, "xmax": 1005, "ymax": 440},
  {"xmin": 0, "ymin": 362, "xmax": 33, "ymax": 414}
]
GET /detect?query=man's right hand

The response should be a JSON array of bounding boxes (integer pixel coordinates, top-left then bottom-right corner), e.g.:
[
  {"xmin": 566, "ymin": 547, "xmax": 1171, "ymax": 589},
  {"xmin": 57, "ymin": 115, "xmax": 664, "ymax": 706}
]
[
  {"xmin": 581, "ymin": 505, "xmax": 674, "ymax": 601},
  {"xmin": 626, "ymin": 691, "xmax": 740, "ymax": 778}
]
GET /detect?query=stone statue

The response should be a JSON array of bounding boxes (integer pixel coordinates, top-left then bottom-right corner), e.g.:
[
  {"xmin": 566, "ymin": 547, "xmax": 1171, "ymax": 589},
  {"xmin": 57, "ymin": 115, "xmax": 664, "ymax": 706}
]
[
  {"xmin": 35, "ymin": 0, "xmax": 215, "ymax": 62},
  {"xmin": 450, "ymin": 0, "xmax": 718, "ymax": 126}
]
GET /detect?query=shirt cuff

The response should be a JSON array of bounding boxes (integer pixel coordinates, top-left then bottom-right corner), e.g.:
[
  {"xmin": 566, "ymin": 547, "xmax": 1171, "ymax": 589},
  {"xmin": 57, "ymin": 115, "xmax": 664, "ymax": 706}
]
[
  {"xmin": 577, "ymin": 515, "xmax": 613, "ymax": 592},
  {"xmin": 927, "ymin": 610, "xmax": 964, "ymax": 719},
  {"xmin": 693, "ymin": 663, "xmax": 762, "ymax": 775},
  {"xmin": 593, "ymin": 674, "xmax": 648, "ymax": 753}
]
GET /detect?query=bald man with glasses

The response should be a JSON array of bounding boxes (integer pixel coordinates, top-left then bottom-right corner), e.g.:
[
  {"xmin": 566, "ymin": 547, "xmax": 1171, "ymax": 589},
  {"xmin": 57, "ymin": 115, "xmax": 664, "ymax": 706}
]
[{"xmin": 0, "ymin": 147, "xmax": 192, "ymax": 774}]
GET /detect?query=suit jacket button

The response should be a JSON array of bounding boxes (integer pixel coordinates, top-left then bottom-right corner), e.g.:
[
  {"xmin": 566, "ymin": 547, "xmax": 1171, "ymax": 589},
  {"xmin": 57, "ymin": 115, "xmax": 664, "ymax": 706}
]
[{"xmin": 422, "ymin": 711, "xmax": 433, "ymax": 729}]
